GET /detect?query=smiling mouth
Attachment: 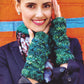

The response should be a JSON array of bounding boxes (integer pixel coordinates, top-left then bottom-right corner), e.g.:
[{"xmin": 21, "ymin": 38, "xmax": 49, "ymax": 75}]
[{"xmin": 32, "ymin": 19, "xmax": 46, "ymax": 26}]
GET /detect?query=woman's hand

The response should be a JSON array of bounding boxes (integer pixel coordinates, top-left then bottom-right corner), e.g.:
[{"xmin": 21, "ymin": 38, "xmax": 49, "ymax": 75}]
[
  {"xmin": 52, "ymin": 0, "xmax": 61, "ymax": 17},
  {"xmin": 60, "ymin": 63, "xmax": 68, "ymax": 69},
  {"xmin": 28, "ymin": 78, "xmax": 38, "ymax": 84},
  {"xmin": 28, "ymin": 29, "xmax": 34, "ymax": 44},
  {"xmin": 28, "ymin": 26, "xmax": 50, "ymax": 44}
]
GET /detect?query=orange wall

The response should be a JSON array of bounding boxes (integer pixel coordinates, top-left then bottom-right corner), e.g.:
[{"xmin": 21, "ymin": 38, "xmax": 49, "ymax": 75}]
[
  {"xmin": 0, "ymin": 31, "xmax": 16, "ymax": 46},
  {"xmin": 0, "ymin": 0, "xmax": 22, "ymax": 21}
]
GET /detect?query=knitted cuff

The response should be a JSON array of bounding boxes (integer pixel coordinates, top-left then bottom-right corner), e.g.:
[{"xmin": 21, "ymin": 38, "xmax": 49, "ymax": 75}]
[
  {"xmin": 49, "ymin": 17, "xmax": 74, "ymax": 65},
  {"xmin": 51, "ymin": 17, "xmax": 66, "ymax": 24},
  {"xmin": 49, "ymin": 17, "xmax": 67, "ymax": 43},
  {"xmin": 21, "ymin": 32, "xmax": 51, "ymax": 82},
  {"xmin": 32, "ymin": 31, "xmax": 49, "ymax": 44},
  {"xmin": 50, "ymin": 17, "xmax": 66, "ymax": 33},
  {"xmin": 55, "ymin": 49, "xmax": 74, "ymax": 64}
]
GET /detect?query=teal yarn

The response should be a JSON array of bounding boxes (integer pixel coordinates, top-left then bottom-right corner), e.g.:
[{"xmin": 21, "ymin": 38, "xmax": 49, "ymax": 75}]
[
  {"xmin": 17, "ymin": 25, "xmax": 51, "ymax": 82},
  {"xmin": 22, "ymin": 32, "xmax": 51, "ymax": 82},
  {"xmin": 17, "ymin": 17, "xmax": 74, "ymax": 82},
  {"xmin": 49, "ymin": 17, "xmax": 74, "ymax": 65},
  {"xmin": 17, "ymin": 24, "xmax": 28, "ymax": 35}
]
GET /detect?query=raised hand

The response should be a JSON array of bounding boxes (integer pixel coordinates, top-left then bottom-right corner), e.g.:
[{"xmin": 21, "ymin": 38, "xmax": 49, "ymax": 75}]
[
  {"xmin": 52, "ymin": 0, "xmax": 61, "ymax": 17},
  {"xmin": 28, "ymin": 29, "xmax": 34, "ymax": 44},
  {"xmin": 49, "ymin": 1, "xmax": 74, "ymax": 66},
  {"xmin": 28, "ymin": 23, "xmax": 50, "ymax": 44},
  {"xmin": 43, "ymin": 22, "xmax": 51, "ymax": 34}
]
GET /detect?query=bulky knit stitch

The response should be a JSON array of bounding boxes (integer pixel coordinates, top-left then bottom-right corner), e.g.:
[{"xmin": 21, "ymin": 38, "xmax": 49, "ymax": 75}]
[{"xmin": 49, "ymin": 17, "xmax": 74, "ymax": 65}]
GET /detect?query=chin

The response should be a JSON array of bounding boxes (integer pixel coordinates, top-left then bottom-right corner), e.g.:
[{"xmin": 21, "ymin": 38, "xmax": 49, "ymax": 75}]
[
  {"xmin": 33, "ymin": 30, "xmax": 43, "ymax": 32},
  {"xmin": 31, "ymin": 27, "xmax": 45, "ymax": 32}
]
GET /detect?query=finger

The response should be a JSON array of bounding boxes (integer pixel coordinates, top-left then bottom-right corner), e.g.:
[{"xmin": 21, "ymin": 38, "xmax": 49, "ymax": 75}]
[
  {"xmin": 43, "ymin": 22, "xmax": 51, "ymax": 34},
  {"xmin": 28, "ymin": 29, "xmax": 34, "ymax": 44},
  {"xmin": 43, "ymin": 26, "xmax": 50, "ymax": 34},
  {"xmin": 60, "ymin": 63, "xmax": 68, "ymax": 69},
  {"xmin": 53, "ymin": 0, "xmax": 61, "ymax": 17},
  {"xmin": 28, "ymin": 78, "xmax": 38, "ymax": 84}
]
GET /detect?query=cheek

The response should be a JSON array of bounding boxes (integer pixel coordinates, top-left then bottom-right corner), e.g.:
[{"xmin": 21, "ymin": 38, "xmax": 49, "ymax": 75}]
[
  {"xmin": 21, "ymin": 10, "xmax": 32, "ymax": 20},
  {"xmin": 21, "ymin": 7, "xmax": 35, "ymax": 21},
  {"xmin": 44, "ymin": 10, "xmax": 52, "ymax": 19},
  {"xmin": 21, "ymin": 10, "xmax": 33, "ymax": 28}
]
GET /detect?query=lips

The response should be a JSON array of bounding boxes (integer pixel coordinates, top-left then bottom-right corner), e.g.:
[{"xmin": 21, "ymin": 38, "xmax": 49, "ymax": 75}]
[{"xmin": 32, "ymin": 19, "xmax": 46, "ymax": 26}]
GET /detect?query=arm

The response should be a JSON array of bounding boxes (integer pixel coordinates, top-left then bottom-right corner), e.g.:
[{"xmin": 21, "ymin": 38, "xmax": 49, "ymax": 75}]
[
  {"xmin": 21, "ymin": 31, "xmax": 51, "ymax": 83},
  {"xmin": 44, "ymin": 0, "xmax": 79, "ymax": 83},
  {"xmin": 50, "ymin": 0, "xmax": 74, "ymax": 66},
  {"xmin": 0, "ymin": 47, "xmax": 13, "ymax": 84},
  {"xmin": 69, "ymin": 38, "xmax": 83, "ymax": 62},
  {"xmin": 71, "ymin": 38, "xmax": 84, "ymax": 84}
]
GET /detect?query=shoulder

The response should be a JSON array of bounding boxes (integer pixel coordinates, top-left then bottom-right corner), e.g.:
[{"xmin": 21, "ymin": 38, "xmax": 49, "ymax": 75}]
[
  {"xmin": 0, "ymin": 41, "xmax": 18, "ymax": 49},
  {"xmin": 0, "ymin": 41, "xmax": 19, "ymax": 55},
  {"xmin": 0, "ymin": 41, "xmax": 19, "ymax": 63},
  {"xmin": 69, "ymin": 37, "xmax": 79, "ymax": 43},
  {"xmin": 69, "ymin": 37, "xmax": 80, "ymax": 46}
]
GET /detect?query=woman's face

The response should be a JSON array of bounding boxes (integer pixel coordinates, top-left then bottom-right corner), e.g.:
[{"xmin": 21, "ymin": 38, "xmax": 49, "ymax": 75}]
[{"xmin": 16, "ymin": 0, "xmax": 52, "ymax": 32}]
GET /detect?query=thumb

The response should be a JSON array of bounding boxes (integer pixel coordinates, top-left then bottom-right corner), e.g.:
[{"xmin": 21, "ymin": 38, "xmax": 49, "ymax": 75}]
[
  {"xmin": 28, "ymin": 29, "xmax": 34, "ymax": 44},
  {"xmin": 43, "ymin": 22, "xmax": 51, "ymax": 34}
]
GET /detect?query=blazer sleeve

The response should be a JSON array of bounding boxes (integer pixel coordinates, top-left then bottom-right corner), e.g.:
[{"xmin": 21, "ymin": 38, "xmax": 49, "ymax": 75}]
[
  {"xmin": 69, "ymin": 38, "xmax": 84, "ymax": 84},
  {"xmin": 69, "ymin": 38, "xmax": 83, "ymax": 62},
  {"xmin": 0, "ymin": 47, "xmax": 13, "ymax": 84}
]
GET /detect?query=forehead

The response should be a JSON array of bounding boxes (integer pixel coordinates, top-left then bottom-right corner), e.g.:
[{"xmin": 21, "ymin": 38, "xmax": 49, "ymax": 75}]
[{"xmin": 21, "ymin": 0, "xmax": 52, "ymax": 3}]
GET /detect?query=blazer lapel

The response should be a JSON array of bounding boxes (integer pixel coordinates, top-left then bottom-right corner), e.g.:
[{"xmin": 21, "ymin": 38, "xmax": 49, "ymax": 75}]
[{"xmin": 10, "ymin": 41, "xmax": 25, "ymax": 70}]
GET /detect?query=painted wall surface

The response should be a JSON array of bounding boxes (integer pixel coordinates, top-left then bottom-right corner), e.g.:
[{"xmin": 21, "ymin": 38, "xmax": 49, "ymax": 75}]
[{"xmin": 0, "ymin": 0, "xmax": 84, "ymax": 60}]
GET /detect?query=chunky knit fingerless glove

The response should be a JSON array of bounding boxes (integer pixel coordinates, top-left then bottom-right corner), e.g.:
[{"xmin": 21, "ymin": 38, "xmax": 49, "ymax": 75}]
[
  {"xmin": 49, "ymin": 17, "xmax": 74, "ymax": 65},
  {"xmin": 21, "ymin": 32, "xmax": 51, "ymax": 82}
]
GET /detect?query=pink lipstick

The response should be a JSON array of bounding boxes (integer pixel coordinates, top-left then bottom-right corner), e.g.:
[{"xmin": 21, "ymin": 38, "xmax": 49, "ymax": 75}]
[{"xmin": 32, "ymin": 19, "xmax": 46, "ymax": 26}]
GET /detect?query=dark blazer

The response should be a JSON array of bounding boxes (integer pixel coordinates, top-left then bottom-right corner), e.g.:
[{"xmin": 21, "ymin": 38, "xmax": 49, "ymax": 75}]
[{"xmin": 0, "ymin": 38, "xmax": 84, "ymax": 84}]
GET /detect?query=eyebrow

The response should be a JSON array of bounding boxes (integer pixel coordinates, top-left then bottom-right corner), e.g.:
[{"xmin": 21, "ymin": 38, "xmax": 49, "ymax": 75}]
[
  {"xmin": 25, "ymin": 2, "xmax": 36, "ymax": 5},
  {"xmin": 25, "ymin": 2, "xmax": 52, "ymax": 5},
  {"xmin": 43, "ymin": 2, "xmax": 52, "ymax": 5}
]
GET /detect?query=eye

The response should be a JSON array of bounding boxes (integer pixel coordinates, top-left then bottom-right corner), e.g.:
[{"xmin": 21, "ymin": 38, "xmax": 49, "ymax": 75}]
[
  {"xmin": 27, "ymin": 4, "xmax": 35, "ymax": 8},
  {"xmin": 43, "ymin": 4, "xmax": 52, "ymax": 9}
]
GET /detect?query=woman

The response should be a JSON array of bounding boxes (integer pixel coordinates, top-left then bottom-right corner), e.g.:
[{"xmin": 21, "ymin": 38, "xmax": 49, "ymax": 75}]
[{"xmin": 0, "ymin": 0, "xmax": 84, "ymax": 84}]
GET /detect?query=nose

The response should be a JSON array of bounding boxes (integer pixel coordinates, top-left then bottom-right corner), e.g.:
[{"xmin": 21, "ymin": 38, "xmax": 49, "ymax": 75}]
[{"xmin": 35, "ymin": 7, "xmax": 44, "ymax": 18}]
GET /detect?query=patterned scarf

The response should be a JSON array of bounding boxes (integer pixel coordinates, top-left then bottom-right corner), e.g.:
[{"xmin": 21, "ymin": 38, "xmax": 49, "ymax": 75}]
[{"xmin": 16, "ymin": 32, "xmax": 30, "ymax": 61}]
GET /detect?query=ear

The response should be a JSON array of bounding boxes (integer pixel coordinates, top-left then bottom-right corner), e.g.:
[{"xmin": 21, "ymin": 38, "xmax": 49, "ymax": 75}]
[{"xmin": 15, "ymin": 1, "xmax": 21, "ymax": 13}]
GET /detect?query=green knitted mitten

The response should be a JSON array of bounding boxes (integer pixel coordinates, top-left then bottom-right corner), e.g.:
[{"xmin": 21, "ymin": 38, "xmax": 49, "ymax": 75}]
[
  {"xmin": 49, "ymin": 17, "xmax": 74, "ymax": 65},
  {"xmin": 21, "ymin": 32, "xmax": 51, "ymax": 82}
]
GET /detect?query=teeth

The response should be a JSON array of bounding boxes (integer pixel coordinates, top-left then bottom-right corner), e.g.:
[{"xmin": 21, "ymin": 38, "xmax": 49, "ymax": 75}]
[{"xmin": 34, "ymin": 20, "xmax": 44, "ymax": 23}]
